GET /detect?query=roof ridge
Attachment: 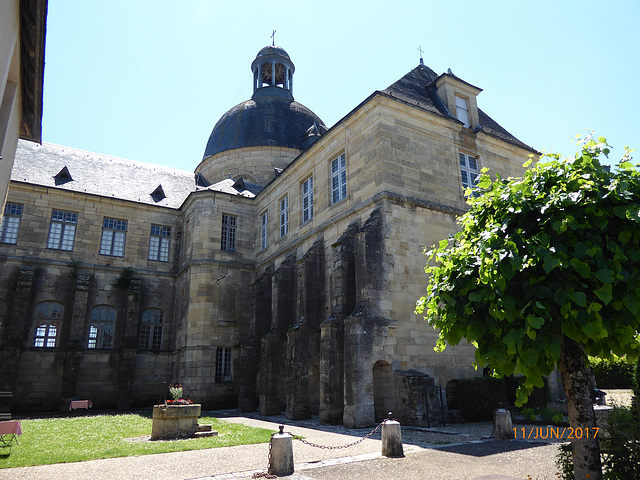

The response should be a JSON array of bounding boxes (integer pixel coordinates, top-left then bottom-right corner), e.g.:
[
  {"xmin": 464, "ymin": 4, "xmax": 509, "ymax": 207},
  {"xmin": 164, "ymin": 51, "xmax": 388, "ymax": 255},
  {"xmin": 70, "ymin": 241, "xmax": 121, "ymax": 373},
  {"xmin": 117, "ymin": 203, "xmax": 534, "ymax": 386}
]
[{"xmin": 20, "ymin": 140, "xmax": 195, "ymax": 176}]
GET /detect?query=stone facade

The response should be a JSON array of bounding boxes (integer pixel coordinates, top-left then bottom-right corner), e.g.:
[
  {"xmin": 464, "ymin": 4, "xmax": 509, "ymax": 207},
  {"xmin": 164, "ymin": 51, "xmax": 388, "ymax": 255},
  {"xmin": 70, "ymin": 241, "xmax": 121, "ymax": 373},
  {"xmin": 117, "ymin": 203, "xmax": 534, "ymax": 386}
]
[
  {"xmin": 0, "ymin": 0, "xmax": 46, "ymax": 215},
  {"xmin": 0, "ymin": 46, "xmax": 537, "ymax": 425}
]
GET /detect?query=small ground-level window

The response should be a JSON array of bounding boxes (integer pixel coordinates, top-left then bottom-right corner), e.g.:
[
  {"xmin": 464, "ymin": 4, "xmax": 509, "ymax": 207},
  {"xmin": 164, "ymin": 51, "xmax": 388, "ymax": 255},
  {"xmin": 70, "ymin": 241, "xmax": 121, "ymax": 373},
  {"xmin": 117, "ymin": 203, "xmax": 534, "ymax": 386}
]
[
  {"xmin": 140, "ymin": 308, "xmax": 163, "ymax": 350},
  {"xmin": 88, "ymin": 305, "xmax": 116, "ymax": 349},
  {"xmin": 216, "ymin": 347, "xmax": 232, "ymax": 382},
  {"xmin": 33, "ymin": 301, "xmax": 64, "ymax": 348}
]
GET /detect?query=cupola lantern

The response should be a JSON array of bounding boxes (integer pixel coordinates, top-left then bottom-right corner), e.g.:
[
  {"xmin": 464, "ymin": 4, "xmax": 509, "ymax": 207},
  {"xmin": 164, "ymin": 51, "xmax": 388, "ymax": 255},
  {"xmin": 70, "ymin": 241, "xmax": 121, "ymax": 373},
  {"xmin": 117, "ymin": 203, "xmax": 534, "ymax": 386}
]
[{"xmin": 251, "ymin": 45, "xmax": 295, "ymax": 99}]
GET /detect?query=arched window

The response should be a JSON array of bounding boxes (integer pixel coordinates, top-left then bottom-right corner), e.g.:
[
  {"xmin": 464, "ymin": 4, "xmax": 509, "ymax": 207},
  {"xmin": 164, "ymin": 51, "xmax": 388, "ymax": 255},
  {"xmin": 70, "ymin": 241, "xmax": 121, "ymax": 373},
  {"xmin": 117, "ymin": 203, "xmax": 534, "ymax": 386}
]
[
  {"xmin": 140, "ymin": 308, "xmax": 163, "ymax": 350},
  {"xmin": 88, "ymin": 305, "xmax": 116, "ymax": 349},
  {"xmin": 33, "ymin": 301, "xmax": 64, "ymax": 348}
]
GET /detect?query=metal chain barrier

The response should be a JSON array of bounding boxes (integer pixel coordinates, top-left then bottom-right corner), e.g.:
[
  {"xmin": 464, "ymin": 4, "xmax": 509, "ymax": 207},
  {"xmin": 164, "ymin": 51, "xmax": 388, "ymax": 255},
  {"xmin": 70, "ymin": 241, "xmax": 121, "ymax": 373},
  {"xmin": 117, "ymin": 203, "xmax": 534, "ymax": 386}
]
[
  {"xmin": 252, "ymin": 418, "xmax": 390, "ymax": 478},
  {"xmin": 252, "ymin": 432, "xmax": 277, "ymax": 479},
  {"xmin": 287, "ymin": 419, "xmax": 387, "ymax": 450}
]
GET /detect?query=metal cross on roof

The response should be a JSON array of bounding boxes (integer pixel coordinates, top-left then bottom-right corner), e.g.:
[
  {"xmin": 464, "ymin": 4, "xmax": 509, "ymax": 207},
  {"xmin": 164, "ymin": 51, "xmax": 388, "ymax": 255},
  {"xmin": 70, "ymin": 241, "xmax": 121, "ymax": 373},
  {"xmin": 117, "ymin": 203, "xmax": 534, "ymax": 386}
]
[
  {"xmin": 271, "ymin": 30, "xmax": 277, "ymax": 46},
  {"xmin": 417, "ymin": 46, "xmax": 424, "ymax": 64}
]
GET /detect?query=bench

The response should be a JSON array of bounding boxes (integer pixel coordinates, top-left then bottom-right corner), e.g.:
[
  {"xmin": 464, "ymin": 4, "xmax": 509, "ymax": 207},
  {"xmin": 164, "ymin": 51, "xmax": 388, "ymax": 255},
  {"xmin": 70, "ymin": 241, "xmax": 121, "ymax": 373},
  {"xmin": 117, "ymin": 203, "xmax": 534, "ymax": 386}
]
[
  {"xmin": 0, "ymin": 420, "xmax": 21, "ymax": 453},
  {"xmin": 69, "ymin": 399, "xmax": 92, "ymax": 411}
]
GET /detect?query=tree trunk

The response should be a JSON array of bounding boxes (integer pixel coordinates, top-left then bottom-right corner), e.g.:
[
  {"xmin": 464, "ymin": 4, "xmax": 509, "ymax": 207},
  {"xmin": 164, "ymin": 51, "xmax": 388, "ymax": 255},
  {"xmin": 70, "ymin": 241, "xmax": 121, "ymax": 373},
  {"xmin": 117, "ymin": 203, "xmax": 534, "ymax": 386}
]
[{"xmin": 558, "ymin": 336, "xmax": 602, "ymax": 480}]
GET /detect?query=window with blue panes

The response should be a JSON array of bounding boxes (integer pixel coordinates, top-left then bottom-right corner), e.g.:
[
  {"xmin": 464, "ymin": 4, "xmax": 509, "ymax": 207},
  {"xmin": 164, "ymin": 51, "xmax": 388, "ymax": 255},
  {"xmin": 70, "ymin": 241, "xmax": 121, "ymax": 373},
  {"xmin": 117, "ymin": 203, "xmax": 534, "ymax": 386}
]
[
  {"xmin": 0, "ymin": 203, "xmax": 23, "ymax": 244},
  {"xmin": 100, "ymin": 217, "xmax": 127, "ymax": 256},
  {"xmin": 47, "ymin": 209, "xmax": 78, "ymax": 251},
  {"xmin": 331, "ymin": 153, "xmax": 347, "ymax": 204}
]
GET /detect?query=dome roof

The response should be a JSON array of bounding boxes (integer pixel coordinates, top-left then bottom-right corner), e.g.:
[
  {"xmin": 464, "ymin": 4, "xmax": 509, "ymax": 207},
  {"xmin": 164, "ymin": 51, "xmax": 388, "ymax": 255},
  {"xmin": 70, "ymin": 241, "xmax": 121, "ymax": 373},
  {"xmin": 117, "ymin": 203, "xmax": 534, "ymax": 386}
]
[
  {"xmin": 203, "ymin": 89, "xmax": 326, "ymax": 159},
  {"xmin": 202, "ymin": 45, "xmax": 325, "ymax": 160},
  {"xmin": 255, "ymin": 45, "xmax": 291, "ymax": 61}
]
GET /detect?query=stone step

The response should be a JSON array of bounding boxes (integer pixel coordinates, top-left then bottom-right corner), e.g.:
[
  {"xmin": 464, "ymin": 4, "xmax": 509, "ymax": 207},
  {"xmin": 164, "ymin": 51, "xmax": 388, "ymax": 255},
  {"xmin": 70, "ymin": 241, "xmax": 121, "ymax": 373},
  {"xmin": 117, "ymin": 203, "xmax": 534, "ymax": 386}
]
[
  {"xmin": 194, "ymin": 430, "xmax": 218, "ymax": 438},
  {"xmin": 197, "ymin": 424, "xmax": 213, "ymax": 432}
]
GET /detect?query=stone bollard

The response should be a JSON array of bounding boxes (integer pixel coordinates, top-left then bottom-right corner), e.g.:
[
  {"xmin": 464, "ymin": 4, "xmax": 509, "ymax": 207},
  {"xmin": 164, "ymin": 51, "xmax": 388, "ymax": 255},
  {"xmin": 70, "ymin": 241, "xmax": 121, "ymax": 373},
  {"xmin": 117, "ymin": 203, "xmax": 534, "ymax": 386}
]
[
  {"xmin": 494, "ymin": 404, "xmax": 513, "ymax": 440},
  {"xmin": 381, "ymin": 412, "xmax": 404, "ymax": 458},
  {"xmin": 269, "ymin": 425, "xmax": 294, "ymax": 476}
]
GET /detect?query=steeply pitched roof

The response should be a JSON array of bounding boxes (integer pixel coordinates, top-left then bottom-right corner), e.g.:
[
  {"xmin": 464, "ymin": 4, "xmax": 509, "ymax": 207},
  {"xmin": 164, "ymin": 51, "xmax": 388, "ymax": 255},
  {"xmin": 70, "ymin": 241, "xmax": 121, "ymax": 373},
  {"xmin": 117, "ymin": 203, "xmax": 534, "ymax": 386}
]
[
  {"xmin": 383, "ymin": 64, "xmax": 443, "ymax": 116},
  {"xmin": 382, "ymin": 64, "xmax": 536, "ymax": 153},
  {"xmin": 12, "ymin": 140, "xmax": 196, "ymax": 209}
]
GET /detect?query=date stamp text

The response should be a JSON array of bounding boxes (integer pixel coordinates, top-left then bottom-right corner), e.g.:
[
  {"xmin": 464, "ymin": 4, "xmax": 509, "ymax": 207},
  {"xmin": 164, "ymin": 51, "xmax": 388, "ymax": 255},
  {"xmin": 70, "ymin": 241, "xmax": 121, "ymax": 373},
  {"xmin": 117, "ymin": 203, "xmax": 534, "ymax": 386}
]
[{"xmin": 513, "ymin": 426, "xmax": 599, "ymax": 440}]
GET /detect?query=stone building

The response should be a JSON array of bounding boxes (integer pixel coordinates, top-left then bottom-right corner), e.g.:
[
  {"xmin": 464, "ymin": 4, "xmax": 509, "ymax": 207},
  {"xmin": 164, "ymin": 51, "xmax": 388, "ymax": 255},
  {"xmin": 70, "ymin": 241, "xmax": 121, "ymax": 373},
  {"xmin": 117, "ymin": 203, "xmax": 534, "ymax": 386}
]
[
  {"xmin": 0, "ymin": 0, "xmax": 47, "ymax": 214},
  {"xmin": 0, "ymin": 45, "xmax": 537, "ymax": 426}
]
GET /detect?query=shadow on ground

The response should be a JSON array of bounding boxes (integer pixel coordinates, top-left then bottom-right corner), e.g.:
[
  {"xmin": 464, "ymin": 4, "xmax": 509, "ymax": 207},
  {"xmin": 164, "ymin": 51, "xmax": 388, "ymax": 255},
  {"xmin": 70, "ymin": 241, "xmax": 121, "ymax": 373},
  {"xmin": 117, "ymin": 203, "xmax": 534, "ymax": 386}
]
[{"xmin": 437, "ymin": 439, "xmax": 550, "ymax": 457}]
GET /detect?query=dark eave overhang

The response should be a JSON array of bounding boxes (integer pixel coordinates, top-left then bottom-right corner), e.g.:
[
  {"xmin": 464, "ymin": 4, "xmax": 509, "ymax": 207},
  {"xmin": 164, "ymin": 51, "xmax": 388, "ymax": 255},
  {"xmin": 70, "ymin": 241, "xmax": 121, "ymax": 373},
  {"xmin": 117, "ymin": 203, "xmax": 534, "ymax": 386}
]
[{"xmin": 19, "ymin": 0, "xmax": 48, "ymax": 144}]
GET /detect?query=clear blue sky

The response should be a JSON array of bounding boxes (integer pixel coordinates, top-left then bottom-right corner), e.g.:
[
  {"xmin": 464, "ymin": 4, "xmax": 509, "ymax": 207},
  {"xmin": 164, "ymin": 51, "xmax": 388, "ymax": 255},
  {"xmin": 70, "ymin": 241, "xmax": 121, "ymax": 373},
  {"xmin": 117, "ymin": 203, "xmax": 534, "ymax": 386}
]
[{"xmin": 41, "ymin": 0, "xmax": 639, "ymax": 172}]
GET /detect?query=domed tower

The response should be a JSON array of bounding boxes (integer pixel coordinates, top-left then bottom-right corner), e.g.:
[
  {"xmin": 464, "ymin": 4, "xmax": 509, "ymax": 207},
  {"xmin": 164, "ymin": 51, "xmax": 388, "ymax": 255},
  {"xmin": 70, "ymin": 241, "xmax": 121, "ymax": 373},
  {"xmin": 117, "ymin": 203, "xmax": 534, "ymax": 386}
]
[{"xmin": 197, "ymin": 45, "xmax": 327, "ymax": 186}]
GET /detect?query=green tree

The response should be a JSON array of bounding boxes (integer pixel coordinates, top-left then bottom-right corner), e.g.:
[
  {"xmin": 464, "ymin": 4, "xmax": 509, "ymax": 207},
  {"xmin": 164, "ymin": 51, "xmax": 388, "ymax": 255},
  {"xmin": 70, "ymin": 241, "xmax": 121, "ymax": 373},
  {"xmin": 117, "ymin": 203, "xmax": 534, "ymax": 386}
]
[{"xmin": 416, "ymin": 134, "xmax": 640, "ymax": 480}]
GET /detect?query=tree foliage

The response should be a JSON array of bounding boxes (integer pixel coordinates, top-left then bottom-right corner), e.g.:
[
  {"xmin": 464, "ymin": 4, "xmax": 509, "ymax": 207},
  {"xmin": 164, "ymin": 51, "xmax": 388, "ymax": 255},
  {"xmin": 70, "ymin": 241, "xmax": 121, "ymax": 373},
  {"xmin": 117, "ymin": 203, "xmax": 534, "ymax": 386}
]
[{"xmin": 416, "ymin": 134, "xmax": 640, "ymax": 406}]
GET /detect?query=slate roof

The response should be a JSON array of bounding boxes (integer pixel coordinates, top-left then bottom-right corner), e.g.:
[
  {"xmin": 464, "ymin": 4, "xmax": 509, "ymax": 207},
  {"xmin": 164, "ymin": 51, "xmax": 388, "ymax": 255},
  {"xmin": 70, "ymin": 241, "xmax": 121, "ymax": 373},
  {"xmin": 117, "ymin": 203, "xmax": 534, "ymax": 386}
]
[
  {"xmin": 202, "ymin": 178, "xmax": 263, "ymax": 198},
  {"xmin": 13, "ymin": 140, "xmax": 197, "ymax": 209},
  {"xmin": 382, "ymin": 64, "xmax": 536, "ymax": 153},
  {"xmin": 202, "ymin": 87, "xmax": 327, "ymax": 159}
]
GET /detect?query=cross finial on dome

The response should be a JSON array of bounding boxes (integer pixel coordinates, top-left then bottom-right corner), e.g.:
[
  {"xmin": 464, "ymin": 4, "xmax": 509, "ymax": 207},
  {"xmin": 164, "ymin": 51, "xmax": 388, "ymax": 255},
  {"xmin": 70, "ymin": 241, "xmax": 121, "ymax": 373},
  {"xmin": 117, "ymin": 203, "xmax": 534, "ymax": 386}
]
[{"xmin": 271, "ymin": 30, "xmax": 276, "ymax": 46}]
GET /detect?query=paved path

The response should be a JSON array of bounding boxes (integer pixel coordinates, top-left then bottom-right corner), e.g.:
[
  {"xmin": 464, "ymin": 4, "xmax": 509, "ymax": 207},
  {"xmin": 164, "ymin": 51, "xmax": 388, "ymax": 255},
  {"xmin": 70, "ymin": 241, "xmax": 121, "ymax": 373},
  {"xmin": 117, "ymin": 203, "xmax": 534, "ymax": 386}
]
[{"xmin": 0, "ymin": 411, "xmax": 560, "ymax": 480}]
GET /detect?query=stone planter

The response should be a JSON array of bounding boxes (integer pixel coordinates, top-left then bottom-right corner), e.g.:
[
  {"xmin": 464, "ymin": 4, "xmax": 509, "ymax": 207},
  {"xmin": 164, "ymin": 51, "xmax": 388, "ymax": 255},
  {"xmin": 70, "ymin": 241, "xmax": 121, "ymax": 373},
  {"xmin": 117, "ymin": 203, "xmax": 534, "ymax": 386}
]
[{"xmin": 151, "ymin": 404, "xmax": 201, "ymax": 440}]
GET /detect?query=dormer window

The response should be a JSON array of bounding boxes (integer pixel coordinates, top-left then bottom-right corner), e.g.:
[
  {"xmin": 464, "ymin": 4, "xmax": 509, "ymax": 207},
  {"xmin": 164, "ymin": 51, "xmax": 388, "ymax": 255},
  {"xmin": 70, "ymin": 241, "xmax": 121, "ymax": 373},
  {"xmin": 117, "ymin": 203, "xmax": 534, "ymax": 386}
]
[
  {"xmin": 434, "ymin": 73, "xmax": 482, "ymax": 130},
  {"xmin": 455, "ymin": 95, "xmax": 470, "ymax": 128},
  {"xmin": 150, "ymin": 185, "xmax": 166, "ymax": 202},
  {"xmin": 54, "ymin": 166, "xmax": 73, "ymax": 185}
]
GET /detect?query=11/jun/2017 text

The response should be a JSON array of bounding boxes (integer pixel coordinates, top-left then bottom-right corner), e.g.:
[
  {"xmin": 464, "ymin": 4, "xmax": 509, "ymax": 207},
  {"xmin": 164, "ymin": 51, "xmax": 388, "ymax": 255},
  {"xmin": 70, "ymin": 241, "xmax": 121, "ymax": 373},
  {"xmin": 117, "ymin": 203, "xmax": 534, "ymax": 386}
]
[{"xmin": 513, "ymin": 427, "xmax": 599, "ymax": 440}]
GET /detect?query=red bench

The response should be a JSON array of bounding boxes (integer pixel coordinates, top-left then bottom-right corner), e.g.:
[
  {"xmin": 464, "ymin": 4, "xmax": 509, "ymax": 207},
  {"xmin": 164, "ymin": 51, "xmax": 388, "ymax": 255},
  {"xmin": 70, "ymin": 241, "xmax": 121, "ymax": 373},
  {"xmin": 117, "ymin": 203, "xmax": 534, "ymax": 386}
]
[
  {"xmin": 0, "ymin": 420, "xmax": 22, "ymax": 453},
  {"xmin": 69, "ymin": 400, "xmax": 92, "ymax": 411}
]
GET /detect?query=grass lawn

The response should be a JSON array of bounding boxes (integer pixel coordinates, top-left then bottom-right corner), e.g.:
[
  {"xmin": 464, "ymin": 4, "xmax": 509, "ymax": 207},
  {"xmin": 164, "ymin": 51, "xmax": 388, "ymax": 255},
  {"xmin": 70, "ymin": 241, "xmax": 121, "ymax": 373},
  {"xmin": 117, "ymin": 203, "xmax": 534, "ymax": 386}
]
[{"xmin": 0, "ymin": 413, "xmax": 275, "ymax": 469}]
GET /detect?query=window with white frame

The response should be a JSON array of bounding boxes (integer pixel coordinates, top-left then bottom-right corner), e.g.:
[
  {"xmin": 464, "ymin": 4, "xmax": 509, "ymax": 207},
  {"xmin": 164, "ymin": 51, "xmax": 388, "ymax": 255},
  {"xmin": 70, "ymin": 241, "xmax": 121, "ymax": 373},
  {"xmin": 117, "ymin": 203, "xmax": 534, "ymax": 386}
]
[
  {"xmin": 88, "ymin": 305, "xmax": 116, "ymax": 349},
  {"xmin": 47, "ymin": 209, "xmax": 78, "ymax": 251},
  {"xmin": 279, "ymin": 196, "xmax": 288, "ymax": 238},
  {"xmin": 459, "ymin": 153, "xmax": 480, "ymax": 192},
  {"xmin": 331, "ymin": 153, "xmax": 347, "ymax": 204},
  {"xmin": 0, "ymin": 203, "xmax": 23, "ymax": 244},
  {"xmin": 215, "ymin": 347, "xmax": 232, "ymax": 382},
  {"xmin": 221, "ymin": 214, "xmax": 237, "ymax": 252},
  {"xmin": 455, "ymin": 95, "xmax": 470, "ymax": 128},
  {"xmin": 260, "ymin": 212, "xmax": 268, "ymax": 250},
  {"xmin": 148, "ymin": 225, "xmax": 171, "ymax": 261},
  {"xmin": 33, "ymin": 301, "xmax": 64, "ymax": 348},
  {"xmin": 302, "ymin": 176, "xmax": 314, "ymax": 223},
  {"xmin": 139, "ymin": 308, "xmax": 163, "ymax": 350},
  {"xmin": 99, "ymin": 217, "xmax": 127, "ymax": 256}
]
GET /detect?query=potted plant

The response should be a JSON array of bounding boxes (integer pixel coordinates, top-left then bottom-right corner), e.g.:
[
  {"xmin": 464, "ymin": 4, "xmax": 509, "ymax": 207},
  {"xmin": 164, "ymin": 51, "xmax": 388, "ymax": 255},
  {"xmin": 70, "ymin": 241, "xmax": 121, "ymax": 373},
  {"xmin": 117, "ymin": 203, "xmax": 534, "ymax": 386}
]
[{"xmin": 151, "ymin": 384, "xmax": 201, "ymax": 440}]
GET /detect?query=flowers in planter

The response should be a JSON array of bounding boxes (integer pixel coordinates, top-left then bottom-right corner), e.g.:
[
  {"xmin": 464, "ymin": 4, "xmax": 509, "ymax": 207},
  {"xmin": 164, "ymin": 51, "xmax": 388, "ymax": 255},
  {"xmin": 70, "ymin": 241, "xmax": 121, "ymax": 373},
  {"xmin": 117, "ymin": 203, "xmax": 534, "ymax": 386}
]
[{"xmin": 167, "ymin": 384, "xmax": 194, "ymax": 405}]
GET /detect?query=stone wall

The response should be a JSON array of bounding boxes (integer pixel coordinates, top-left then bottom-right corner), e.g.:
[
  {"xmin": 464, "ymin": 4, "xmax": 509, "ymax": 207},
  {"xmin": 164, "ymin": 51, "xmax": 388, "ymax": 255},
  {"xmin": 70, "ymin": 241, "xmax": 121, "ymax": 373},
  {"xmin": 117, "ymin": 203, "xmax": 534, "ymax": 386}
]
[
  {"xmin": 0, "ymin": 84, "xmax": 536, "ymax": 418},
  {"xmin": 195, "ymin": 146, "xmax": 300, "ymax": 187},
  {"xmin": 244, "ymin": 94, "xmax": 532, "ymax": 426},
  {"xmin": 0, "ymin": 184, "xmax": 180, "ymax": 413}
]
